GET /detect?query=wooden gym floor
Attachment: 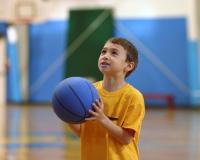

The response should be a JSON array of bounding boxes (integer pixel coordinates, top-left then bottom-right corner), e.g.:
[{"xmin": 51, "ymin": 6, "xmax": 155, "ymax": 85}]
[{"xmin": 0, "ymin": 104, "xmax": 200, "ymax": 160}]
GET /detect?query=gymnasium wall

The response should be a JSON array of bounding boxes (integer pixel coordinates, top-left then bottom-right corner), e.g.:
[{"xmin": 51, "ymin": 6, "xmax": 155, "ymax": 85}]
[
  {"xmin": 0, "ymin": 23, "xmax": 6, "ymax": 35},
  {"xmin": 0, "ymin": 0, "xmax": 199, "ymax": 106},
  {"xmin": 29, "ymin": 21, "xmax": 67, "ymax": 102}
]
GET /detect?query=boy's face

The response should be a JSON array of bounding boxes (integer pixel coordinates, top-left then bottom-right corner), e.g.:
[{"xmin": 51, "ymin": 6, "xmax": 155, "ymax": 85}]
[{"xmin": 98, "ymin": 41, "xmax": 133, "ymax": 77}]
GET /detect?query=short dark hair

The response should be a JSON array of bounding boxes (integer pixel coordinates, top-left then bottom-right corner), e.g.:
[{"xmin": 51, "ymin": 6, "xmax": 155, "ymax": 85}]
[{"xmin": 107, "ymin": 37, "xmax": 138, "ymax": 77}]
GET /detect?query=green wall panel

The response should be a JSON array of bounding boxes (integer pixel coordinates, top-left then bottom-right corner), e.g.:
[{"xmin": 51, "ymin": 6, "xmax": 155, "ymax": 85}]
[{"xmin": 65, "ymin": 9, "xmax": 114, "ymax": 81}]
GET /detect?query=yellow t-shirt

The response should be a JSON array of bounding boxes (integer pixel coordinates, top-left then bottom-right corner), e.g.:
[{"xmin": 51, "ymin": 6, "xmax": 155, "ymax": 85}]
[{"xmin": 80, "ymin": 81, "xmax": 145, "ymax": 160}]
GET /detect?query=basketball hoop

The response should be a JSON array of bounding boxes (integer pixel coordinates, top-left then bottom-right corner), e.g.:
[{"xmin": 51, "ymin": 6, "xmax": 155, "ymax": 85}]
[{"xmin": 14, "ymin": 0, "xmax": 37, "ymax": 25}]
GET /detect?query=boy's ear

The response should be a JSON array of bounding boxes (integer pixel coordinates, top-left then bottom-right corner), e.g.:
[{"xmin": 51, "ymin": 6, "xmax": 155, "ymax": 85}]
[{"xmin": 125, "ymin": 62, "xmax": 135, "ymax": 72}]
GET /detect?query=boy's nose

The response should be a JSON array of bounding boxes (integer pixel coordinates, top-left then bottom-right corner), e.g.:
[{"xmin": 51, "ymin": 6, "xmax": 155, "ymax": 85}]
[{"xmin": 102, "ymin": 54, "xmax": 109, "ymax": 60}]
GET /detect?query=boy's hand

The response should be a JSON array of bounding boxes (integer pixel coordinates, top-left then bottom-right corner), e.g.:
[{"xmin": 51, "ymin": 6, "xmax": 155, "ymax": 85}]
[
  {"xmin": 85, "ymin": 98, "xmax": 108, "ymax": 123},
  {"xmin": 85, "ymin": 98, "xmax": 134, "ymax": 145}
]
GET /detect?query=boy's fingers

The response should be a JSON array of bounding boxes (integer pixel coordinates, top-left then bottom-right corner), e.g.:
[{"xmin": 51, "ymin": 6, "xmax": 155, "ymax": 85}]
[
  {"xmin": 93, "ymin": 105, "xmax": 100, "ymax": 112},
  {"xmin": 93, "ymin": 102, "xmax": 100, "ymax": 110},
  {"xmin": 96, "ymin": 99, "xmax": 101, "ymax": 106},
  {"xmin": 85, "ymin": 117, "xmax": 96, "ymax": 121},
  {"xmin": 89, "ymin": 109, "xmax": 98, "ymax": 116},
  {"xmin": 99, "ymin": 98, "xmax": 102, "ymax": 103},
  {"xmin": 97, "ymin": 98, "xmax": 104, "ymax": 109}
]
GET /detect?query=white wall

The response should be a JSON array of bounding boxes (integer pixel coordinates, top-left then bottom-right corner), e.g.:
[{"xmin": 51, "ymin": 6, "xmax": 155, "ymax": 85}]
[{"xmin": 0, "ymin": 0, "xmax": 197, "ymax": 39}]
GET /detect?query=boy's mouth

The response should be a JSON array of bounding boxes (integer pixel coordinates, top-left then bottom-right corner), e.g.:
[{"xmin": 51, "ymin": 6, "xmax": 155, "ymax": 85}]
[
  {"xmin": 100, "ymin": 61, "xmax": 110, "ymax": 66},
  {"xmin": 100, "ymin": 62, "xmax": 110, "ymax": 67}
]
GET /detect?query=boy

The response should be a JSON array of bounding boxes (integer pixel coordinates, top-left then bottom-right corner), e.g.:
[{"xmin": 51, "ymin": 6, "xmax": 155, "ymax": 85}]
[{"xmin": 69, "ymin": 37, "xmax": 145, "ymax": 160}]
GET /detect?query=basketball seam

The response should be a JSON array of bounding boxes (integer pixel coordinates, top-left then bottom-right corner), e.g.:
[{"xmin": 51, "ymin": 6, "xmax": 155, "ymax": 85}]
[
  {"xmin": 84, "ymin": 80, "xmax": 95, "ymax": 118},
  {"xmin": 54, "ymin": 93, "xmax": 84, "ymax": 120},
  {"xmin": 85, "ymin": 81, "xmax": 95, "ymax": 102},
  {"xmin": 67, "ymin": 81, "xmax": 87, "ymax": 118}
]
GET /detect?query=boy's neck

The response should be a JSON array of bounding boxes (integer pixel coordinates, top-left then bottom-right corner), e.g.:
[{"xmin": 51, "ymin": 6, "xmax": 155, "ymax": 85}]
[{"xmin": 102, "ymin": 76, "xmax": 126, "ymax": 92}]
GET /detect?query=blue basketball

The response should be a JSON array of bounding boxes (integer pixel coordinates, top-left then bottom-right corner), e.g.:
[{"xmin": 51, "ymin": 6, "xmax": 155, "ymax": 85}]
[{"xmin": 52, "ymin": 77, "xmax": 99, "ymax": 123}]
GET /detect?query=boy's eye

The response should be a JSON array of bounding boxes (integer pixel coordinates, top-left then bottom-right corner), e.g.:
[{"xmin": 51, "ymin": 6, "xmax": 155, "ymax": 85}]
[
  {"xmin": 111, "ymin": 51, "xmax": 118, "ymax": 55},
  {"xmin": 101, "ymin": 50, "xmax": 106, "ymax": 54}
]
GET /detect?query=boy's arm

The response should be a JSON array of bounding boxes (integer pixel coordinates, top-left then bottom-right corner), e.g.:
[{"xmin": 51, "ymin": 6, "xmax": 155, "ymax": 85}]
[
  {"xmin": 99, "ymin": 116, "xmax": 135, "ymax": 144},
  {"xmin": 86, "ymin": 99, "xmax": 135, "ymax": 145},
  {"xmin": 68, "ymin": 124, "xmax": 81, "ymax": 137}
]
